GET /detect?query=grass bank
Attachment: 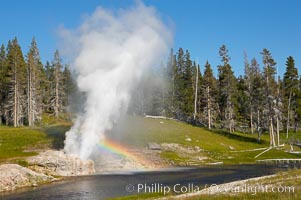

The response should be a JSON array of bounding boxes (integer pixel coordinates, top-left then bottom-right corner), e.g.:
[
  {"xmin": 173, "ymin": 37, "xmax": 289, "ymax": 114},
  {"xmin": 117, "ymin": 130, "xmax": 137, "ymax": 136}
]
[
  {"xmin": 0, "ymin": 114, "xmax": 70, "ymax": 164},
  {"xmin": 1, "ymin": 115, "xmax": 300, "ymax": 165},
  {"xmin": 110, "ymin": 116, "xmax": 301, "ymax": 165},
  {"xmin": 169, "ymin": 168, "xmax": 301, "ymax": 200}
]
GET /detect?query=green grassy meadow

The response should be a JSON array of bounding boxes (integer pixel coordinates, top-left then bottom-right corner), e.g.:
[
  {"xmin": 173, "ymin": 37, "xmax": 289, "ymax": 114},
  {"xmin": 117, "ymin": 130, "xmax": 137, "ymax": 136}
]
[
  {"xmin": 1, "ymin": 115, "xmax": 301, "ymax": 165},
  {"xmin": 110, "ymin": 116, "xmax": 301, "ymax": 165},
  {"xmin": 0, "ymin": 114, "xmax": 70, "ymax": 164}
]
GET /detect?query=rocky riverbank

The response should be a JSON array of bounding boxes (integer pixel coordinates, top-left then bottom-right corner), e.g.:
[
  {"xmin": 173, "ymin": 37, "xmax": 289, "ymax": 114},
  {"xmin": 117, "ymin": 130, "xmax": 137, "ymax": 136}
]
[
  {"xmin": 0, "ymin": 150, "xmax": 95, "ymax": 193},
  {"xmin": 27, "ymin": 150, "xmax": 95, "ymax": 176},
  {"xmin": 0, "ymin": 164, "xmax": 54, "ymax": 192}
]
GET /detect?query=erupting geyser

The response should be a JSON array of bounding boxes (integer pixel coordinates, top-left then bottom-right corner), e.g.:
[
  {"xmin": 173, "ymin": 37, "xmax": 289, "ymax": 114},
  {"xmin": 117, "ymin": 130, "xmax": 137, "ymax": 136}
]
[{"xmin": 63, "ymin": 3, "xmax": 172, "ymax": 160}]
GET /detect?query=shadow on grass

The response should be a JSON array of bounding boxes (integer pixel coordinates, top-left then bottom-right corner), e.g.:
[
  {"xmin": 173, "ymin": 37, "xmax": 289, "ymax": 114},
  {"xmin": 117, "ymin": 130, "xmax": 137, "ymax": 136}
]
[
  {"xmin": 211, "ymin": 129, "xmax": 267, "ymax": 145},
  {"xmin": 43, "ymin": 125, "xmax": 70, "ymax": 150}
]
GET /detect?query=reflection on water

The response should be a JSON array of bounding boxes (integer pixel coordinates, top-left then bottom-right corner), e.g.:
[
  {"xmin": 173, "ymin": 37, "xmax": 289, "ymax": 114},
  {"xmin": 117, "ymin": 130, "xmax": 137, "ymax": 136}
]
[{"xmin": 0, "ymin": 165, "xmax": 286, "ymax": 200}]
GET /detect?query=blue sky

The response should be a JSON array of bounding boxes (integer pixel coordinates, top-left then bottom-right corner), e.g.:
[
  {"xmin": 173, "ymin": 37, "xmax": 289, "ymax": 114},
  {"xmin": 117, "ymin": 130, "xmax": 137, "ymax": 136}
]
[{"xmin": 0, "ymin": 0, "xmax": 300, "ymax": 76}]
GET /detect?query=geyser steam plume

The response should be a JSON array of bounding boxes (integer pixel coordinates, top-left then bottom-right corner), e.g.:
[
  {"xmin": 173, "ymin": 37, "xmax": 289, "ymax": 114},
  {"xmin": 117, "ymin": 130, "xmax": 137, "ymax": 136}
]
[{"xmin": 63, "ymin": 3, "xmax": 172, "ymax": 160}]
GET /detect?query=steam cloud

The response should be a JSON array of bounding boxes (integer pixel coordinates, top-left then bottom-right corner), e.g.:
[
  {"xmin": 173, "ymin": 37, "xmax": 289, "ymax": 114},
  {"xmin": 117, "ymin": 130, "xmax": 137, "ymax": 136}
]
[{"xmin": 63, "ymin": 3, "xmax": 172, "ymax": 160}]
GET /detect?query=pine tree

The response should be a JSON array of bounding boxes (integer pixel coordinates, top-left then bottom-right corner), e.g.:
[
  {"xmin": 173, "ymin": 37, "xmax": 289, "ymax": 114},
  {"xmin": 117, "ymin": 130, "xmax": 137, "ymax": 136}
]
[
  {"xmin": 51, "ymin": 50, "xmax": 63, "ymax": 118},
  {"xmin": 275, "ymin": 76, "xmax": 283, "ymax": 146},
  {"xmin": 283, "ymin": 56, "xmax": 299, "ymax": 136},
  {"xmin": 244, "ymin": 53, "xmax": 264, "ymax": 136},
  {"xmin": 196, "ymin": 64, "xmax": 203, "ymax": 123},
  {"xmin": 175, "ymin": 48, "xmax": 185, "ymax": 119},
  {"xmin": 5, "ymin": 38, "xmax": 26, "ymax": 127},
  {"xmin": 237, "ymin": 75, "xmax": 249, "ymax": 127},
  {"xmin": 297, "ymin": 77, "xmax": 301, "ymax": 131},
  {"xmin": 192, "ymin": 62, "xmax": 202, "ymax": 122},
  {"xmin": 243, "ymin": 52, "xmax": 253, "ymax": 133},
  {"xmin": 261, "ymin": 48, "xmax": 277, "ymax": 146},
  {"xmin": 62, "ymin": 65, "xmax": 75, "ymax": 110},
  {"xmin": 26, "ymin": 37, "xmax": 43, "ymax": 126},
  {"xmin": 217, "ymin": 45, "xmax": 237, "ymax": 132},
  {"xmin": 182, "ymin": 50, "xmax": 194, "ymax": 120},
  {"xmin": 0, "ymin": 44, "xmax": 6, "ymax": 124},
  {"xmin": 165, "ymin": 49, "xmax": 176, "ymax": 117},
  {"xmin": 249, "ymin": 58, "xmax": 264, "ymax": 141},
  {"xmin": 43, "ymin": 61, "xmax": 53, "ymax": 112},
  {"xmin": 158, "ymin": 62, "xmax": 169, "ymax": 117},
  {"xmin": 202, "ymin": 61, "xmax": 217, "ymax": 129}
]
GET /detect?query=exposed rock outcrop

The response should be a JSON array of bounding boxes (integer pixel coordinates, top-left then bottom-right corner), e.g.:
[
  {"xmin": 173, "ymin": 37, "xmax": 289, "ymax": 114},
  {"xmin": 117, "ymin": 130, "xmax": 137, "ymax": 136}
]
[
  {"xmin": 147, "ymin": 142, "xmax": 162, "ymax": 150},
  {"xmin": 0, "ymin": 164, "xmax": 53, "ymax": 192},
  {"xmin": 27, "ymin": 150, "xmax": 95, "ymax": 176}
]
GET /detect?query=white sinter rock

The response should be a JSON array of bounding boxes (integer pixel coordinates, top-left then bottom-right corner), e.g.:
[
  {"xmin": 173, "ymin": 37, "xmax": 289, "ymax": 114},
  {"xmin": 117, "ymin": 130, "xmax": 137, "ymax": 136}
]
[
  {"xmin": 0, "ymin": 164, "xmax": 53, "ymax": 192},
  {"xmin": 26, "ymin": 150, "xmax": 95, "ymax": 176}
]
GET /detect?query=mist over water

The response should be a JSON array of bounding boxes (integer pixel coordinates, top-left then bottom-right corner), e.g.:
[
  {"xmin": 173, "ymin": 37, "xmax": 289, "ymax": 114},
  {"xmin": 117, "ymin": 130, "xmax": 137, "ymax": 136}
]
[{"xmin": 63, "ymin": 3, "xmax": 172, "ymax": 160}]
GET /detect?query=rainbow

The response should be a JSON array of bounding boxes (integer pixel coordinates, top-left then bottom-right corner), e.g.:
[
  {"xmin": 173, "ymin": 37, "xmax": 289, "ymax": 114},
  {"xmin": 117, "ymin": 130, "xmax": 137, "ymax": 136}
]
[{"xmin": 97, "ymin": 137, "xmax": 150, "ymax": 169}]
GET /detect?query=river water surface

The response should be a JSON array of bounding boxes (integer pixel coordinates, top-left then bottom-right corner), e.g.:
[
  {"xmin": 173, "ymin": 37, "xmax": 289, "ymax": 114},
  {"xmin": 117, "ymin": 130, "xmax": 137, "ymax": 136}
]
[{"xmin": 0, "ymin": 165, "xmax": 284, "ymax": 200}]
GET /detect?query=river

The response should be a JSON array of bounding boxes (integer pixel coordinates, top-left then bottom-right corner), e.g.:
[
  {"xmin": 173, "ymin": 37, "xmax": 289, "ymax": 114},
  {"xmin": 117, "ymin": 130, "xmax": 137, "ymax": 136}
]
[{"xmin": 0, "ymin": 165, "xmax": 284, "ymax": 200}]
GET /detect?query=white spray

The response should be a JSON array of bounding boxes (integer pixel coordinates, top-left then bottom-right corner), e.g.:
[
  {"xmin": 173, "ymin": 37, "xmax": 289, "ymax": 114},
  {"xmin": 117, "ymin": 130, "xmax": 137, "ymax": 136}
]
[{"xmin": 63, "ymin": 3, "xmax": 172, "ymax": 160}]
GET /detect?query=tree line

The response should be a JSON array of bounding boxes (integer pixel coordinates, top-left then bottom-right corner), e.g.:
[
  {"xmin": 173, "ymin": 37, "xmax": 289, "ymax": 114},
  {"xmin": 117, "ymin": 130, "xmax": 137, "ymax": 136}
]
[
  {"xmin": 0, "ymin": 37, "xmax": 74, "ymax": 127},
  {"xmin": 130, "ymin": 45, "xmax": 301, "ymax": 146},
  {"xmin": 1, "ymin": 37, "xmax": 300, "ymax": 147}
]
